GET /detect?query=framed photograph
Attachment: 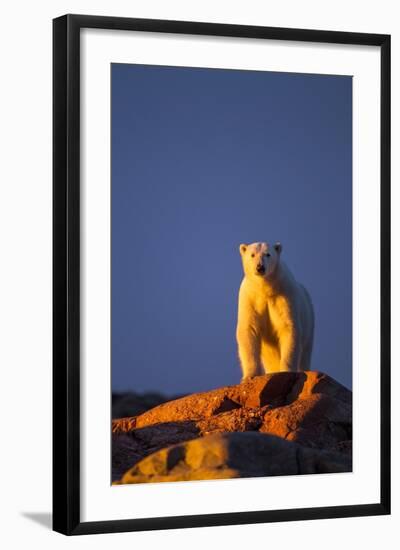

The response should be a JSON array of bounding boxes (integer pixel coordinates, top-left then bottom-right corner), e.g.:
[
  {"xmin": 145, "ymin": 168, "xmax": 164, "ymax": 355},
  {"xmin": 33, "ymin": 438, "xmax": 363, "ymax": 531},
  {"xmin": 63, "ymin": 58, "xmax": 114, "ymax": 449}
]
[{"xmin": 53, "ymin": 14, "xmax": 390, "ymax": 535}]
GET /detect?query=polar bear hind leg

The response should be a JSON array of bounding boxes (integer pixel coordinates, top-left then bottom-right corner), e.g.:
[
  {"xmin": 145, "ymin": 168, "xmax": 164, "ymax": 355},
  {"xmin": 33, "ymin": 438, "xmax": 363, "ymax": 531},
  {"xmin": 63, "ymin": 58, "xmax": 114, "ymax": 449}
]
[
  {"xmin": 260, "ymin": 340, "xmax": 281, "ymax": 374},
  {"xmin": 300, "ymin": 341, "xmax": 313, "ymax": 371}
]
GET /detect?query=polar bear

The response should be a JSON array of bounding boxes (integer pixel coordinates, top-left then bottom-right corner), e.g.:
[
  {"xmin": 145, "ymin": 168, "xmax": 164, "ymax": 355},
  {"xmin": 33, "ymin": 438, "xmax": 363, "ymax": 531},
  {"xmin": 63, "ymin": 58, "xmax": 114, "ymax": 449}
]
[{"xmin": 236, "ymin": 242, "xmax": 314, "ymax": 379}]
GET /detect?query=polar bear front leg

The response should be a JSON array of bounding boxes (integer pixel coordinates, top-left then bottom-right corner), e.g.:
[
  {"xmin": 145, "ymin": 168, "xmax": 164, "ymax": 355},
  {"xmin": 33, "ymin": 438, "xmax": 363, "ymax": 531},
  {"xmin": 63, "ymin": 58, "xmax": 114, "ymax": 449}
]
[
  {"xmin": 278, "ymin": 327, "xmax": 301, "ymax": 372},
  {"xmin": 237, "ymin": 328, "xmax": 262, "ymax": 380}
]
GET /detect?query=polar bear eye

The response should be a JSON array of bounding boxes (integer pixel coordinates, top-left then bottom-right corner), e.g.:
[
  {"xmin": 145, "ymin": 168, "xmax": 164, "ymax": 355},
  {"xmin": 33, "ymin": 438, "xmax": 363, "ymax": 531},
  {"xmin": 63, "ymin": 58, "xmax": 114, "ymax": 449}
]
[
  {"xmin": 251, "ymin": 253, "xmax": 255, "ymax": 258},
  {"xmin": 266, "ymin": 253, "xmax": 271, "ymax": 258}
]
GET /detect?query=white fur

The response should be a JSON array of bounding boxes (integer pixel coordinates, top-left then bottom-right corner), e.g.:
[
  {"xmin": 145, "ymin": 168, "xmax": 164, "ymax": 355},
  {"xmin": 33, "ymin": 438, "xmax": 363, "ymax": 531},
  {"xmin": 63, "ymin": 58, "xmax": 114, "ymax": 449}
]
[{"xmin": 236, "ymin": 242, "xmax": 314, "ymax": 379}]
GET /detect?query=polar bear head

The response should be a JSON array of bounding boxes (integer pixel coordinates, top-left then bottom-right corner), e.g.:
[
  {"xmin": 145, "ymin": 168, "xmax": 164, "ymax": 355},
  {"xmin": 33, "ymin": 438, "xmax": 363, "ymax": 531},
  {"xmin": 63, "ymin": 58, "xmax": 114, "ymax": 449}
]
[{"xmin": 239, "ymin": 241, "xmax": 282, "ymax": 279}]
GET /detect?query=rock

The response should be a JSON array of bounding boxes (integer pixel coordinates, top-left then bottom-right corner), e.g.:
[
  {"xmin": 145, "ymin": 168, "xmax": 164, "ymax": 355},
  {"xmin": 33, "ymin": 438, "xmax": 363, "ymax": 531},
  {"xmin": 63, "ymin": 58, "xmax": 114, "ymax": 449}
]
[
  {"xmin": 112, "ymin": 434, "xmax": 144, "ymax": 481},
  {"xmin": 112, "ymin": 371, "xmax": 352, "ymax": 482},
  {"xmin": 112, "ymin": 391, "xmax": 183, "ymax": 419},
  {"xmin": 260, "ymin": 393, "xmax": 351, "ymax": 449},
  {"xmin": 116, "ymin": 432, "xmax": 350, "ymax": 484},
  {"xmin": 112, "ymin": 422, "xmax": 199, "ymax": 481}
]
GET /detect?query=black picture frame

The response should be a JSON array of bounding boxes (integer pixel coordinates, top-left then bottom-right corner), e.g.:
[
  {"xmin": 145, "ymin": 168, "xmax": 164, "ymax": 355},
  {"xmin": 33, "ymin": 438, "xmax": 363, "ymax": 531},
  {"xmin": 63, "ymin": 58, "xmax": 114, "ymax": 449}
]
[{"xmin": 53, "ymin": 14, "xmax": 391, "ymax": 536}]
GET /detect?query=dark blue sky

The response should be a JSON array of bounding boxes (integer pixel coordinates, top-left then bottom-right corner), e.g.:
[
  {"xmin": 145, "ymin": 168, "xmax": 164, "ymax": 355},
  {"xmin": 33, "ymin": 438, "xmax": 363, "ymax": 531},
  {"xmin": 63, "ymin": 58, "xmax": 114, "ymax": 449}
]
[{"xmin": 111, "ymin": 64, "xmax": 352, "ymax": 394}]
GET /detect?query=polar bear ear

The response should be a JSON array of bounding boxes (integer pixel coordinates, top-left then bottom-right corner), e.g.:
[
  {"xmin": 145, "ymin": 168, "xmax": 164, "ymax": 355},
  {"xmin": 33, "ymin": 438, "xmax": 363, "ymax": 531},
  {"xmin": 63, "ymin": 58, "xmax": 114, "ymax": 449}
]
[
  {"xmin": 239, "ymin": 244, "xmax": 248, "ymax": 255},
  {"xmin": 273, "ymin": 242, "xmax": 282, "ymax": 254}
]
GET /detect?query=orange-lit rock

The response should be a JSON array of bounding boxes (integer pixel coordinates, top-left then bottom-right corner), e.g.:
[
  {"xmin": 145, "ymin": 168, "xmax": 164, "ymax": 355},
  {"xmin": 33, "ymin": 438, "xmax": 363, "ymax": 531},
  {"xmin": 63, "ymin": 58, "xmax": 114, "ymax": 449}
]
[
  {"xmin": 112, "ymin": 371, "xmax": 352, "ymax": 482},
  {"xmin": 117, "ymin": 432, "xmax": 350, "ymax": 485}
]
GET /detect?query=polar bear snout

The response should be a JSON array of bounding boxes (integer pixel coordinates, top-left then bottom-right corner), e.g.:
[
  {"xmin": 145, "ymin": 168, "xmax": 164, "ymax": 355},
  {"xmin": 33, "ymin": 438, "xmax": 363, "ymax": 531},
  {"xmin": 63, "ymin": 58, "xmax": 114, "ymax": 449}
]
[{"xmin": 256, "ymin": 263, "xmax": 265, "ymax": 275}]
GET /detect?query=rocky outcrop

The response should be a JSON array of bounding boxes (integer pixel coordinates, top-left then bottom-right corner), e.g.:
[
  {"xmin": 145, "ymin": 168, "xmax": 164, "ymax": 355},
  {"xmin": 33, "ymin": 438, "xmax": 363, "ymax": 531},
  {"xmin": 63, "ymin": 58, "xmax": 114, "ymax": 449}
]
[
  {"xmin": 112, "ymin": 371, "xmax": 352, "ymax": 483},
  {"xmin": 115, "ymin": 432, "xmax": 350, "ymax": 484}
]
